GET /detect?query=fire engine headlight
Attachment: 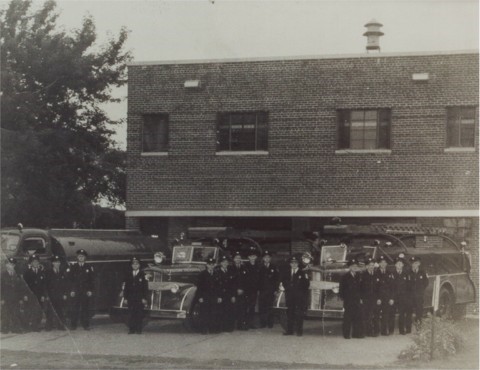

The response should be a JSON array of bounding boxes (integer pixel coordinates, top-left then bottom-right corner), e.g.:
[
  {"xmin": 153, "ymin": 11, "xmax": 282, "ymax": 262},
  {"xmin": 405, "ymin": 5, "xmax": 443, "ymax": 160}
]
[
  {"xmin": 154, "ymin": 252, "xmax": 165, "ymax": 264},
  {"xmin": 170, "ymin": 284, "xmax": 179, "ymax": 294},
  {"xmin": 332, "ymin": 287, "xmax": 339, "ymax": 294}
]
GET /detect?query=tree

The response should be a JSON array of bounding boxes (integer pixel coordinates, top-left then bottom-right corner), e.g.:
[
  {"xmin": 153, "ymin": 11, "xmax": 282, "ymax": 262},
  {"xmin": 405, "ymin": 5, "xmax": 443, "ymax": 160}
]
[{"xmin": 1, "ymin": 0, "xmax": 131, "ymax": 228}]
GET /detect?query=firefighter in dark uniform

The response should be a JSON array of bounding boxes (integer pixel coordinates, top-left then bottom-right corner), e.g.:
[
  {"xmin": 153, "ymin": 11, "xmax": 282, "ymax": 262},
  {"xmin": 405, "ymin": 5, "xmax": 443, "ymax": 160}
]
[
  {"xmin": 243, "ymin": 246, "xmax": 261, "ymax": 329},
  {"xmin": 123, "ymin": 257, "xmax": 149, "ymax": 334},
  {"xmin": 361, "ymin": 257, "xmax": 379, "ymax": 337},
  {"xmin": 258, "ymin": 250, "xmax": 279, "ymax": 328},
  {"xmin": 23, "ymin": 254, "xmax": 47, "ymax": 331},
  {"xmin": 216, "ymin": 255, "xmax": 236, "ymax": 332},
  {"xmin": 339, "ymin": 258, "xmax": 364, "ymax": 339},
  {"xmin": 390, "ymin": 254, "xmax": 411, "ymax": 335},
  {"xmin": 68, "ymin": 249, "xmax": 95, "ymax": 330},
  {"xmin": 376, "ymin": 255, "xmax": 394, "ymax": 336},
  {"xmin": 231, "ymin": 251, "xmax": 248, "ymax": 330},
  {"xmin": 1, "ymin": 258, "xmax": 27, "ymax": 333},
  {"xmin": 409, "ymin": 256, "xmax": 428, "ymax": 326},
  {"xmin": 280, "ymin": 256, "xmax": 310, "ymax": 336},
  {"xmin": 195, "ymin": 257, "xmax": 221, "ymax": 334},
  {"xmin": 45, "ymin": 255, "xmax": 69, "ymax": 330}
]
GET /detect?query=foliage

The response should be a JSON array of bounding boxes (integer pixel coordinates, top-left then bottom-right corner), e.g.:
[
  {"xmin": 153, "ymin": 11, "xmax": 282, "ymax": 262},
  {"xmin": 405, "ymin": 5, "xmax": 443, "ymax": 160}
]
[
  {"xmin": 1, "ymin": 0, "xmax": 131, "ymax": 228},
  {"xmin": 398, "ymin": 314, "xmax": 465, "ymax": 361}
]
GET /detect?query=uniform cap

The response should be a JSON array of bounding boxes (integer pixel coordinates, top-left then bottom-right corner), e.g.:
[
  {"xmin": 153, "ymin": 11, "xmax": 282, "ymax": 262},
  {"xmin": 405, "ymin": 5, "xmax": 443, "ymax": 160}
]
[
  {"xmin": 29, "ymin": 254, "xmax": 40, "ymax": 263},
  {"xmin": 5, "ymin": 257, "xmax": 16, "ymax": 265},
  {"xmin": 76, "ymin": 249, "xmax": 88, "ymax": 257},
  {"xmin": 365, "ymin": 257, "xmax": 375, "ymax": 265},
  {"xmin": 131, "ymin": 256, "xmax": 141, "ymax": 263},
  {"xmin": 377, "ymin": 255, "xmax": 388, "ymax": 263},
  {"xmin": 262, "ymin": 250, "xmax": 271, "ymax": 257},
  {"xmin": 232, "ymin": 251, "xmax": 242, "ymax": 259},
  {"xmin": 51, "ymin": 255, "xmax": 62, "ymax": 263},
  {"xmin": 220, "ymin": 255, "xmax": 229, "ymax": 262},
  {"xmin": 206, "ymin": 257, "xmax": 215, "ymax": 264},
  {"xmin": 247, "ymin": 246, "xmax": 258, "ymax": 256},
  {"xmin": 395, "ymin": 254, "xmax": 406, "ymax": 263},
  {"xmin": 410, "ymin": 256, "xmax": 421, "ymax": 263},
  {"xmin": 289, "ymin": 256, "xmax": 299, "ymax": 263},
  {"xmin": 347, "ymin": 258, "xmax": 358, "ymax": 267}
]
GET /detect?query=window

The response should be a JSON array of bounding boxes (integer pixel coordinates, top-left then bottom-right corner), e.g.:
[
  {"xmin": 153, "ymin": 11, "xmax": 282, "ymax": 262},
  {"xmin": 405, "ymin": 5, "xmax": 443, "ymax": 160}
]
[
  {"xmin": 22, "ymin": 238, "xmax": 46, "ymax": 255},
  {"xmin": 217, "ymin": 112, "xmax": 268, "ymax": 151},
  {"xmin": 142, "ymin": 114, "xmax": 168, "ymax": 152},
  {"xmin": 447, "ymin": 107, "xmax": 476, "ymax": 148},
  {"xmin": 337, "ymin": 109, "xmax": 391, "ymax": 150}
]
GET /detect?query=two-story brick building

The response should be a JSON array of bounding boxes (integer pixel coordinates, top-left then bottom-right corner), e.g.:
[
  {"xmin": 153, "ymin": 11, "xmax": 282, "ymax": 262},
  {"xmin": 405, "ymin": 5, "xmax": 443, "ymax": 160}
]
[{"xmin": 125, "ymin": 49, "xmax": 479, "ymax": 312}]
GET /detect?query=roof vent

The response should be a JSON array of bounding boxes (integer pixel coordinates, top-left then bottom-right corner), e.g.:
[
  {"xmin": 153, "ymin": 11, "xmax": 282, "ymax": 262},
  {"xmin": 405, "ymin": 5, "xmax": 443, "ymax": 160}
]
[
  {"xmin": 184, "ymin": 80, "xmax": 201, "ymax": 89},
  {"xmin": 412, "ymin": 73, "xmax": 429, "ymax": 82},
  {"xmin": 363, "ymin": 19, "xmax": 384, "ymax": 52}
]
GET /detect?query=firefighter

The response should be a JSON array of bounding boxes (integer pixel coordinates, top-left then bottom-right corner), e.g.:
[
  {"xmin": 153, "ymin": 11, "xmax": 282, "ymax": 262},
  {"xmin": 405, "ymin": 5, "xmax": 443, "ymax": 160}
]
[
  {"xmin": 23, "ymin": 254, "xmax": 47, "ymax": 331},
  {"xmin": 390, "ymin": 254, "xmax": 410, "ymax": 335},
  {"xmin": 280, "ymin": 256, "xmax": 310, "ymax": 336},
  {"xmin": 1, "ymin": 258, "xmax": 27, "ymax": 333},
  {"xmin": 68, "ymin": 249, "xmax": 95, "ymax": 330},
  {"xmin": 216, "ymin": 255, "xmax": 236, "ymax": 332},
  {"xmin": 123, "ymin": 257, "xmax": 149, "ymax": 334},
  {"xmin": 408, "ymin": 256, "xmax": 428, "ymax": 326},
  {"xmin": 231, "ymin": 251, "xmax": 248, "ymax": 330},
  {"xmin": 258, "ymin": 250, "xmax": 279, "ymax": 328},
  {"xmin": 361, "ymin": 257, "xmax": 379, "ymax": 337},
  {"xmin": 376, "ymin": 255, "xmax": 394, "ymax": 336},
  {"xmin": 339, "ymin": 258, "xmax": 364, "ymax": 339},
  {"xmin": 195, "ymin": 257, "xmax": 221, "ymax": 334},
  {"xmin": 243, "ymin": 246, "xmax": 261, "ymax": 329},
  {"xmin": 45, "ymin": 255, "xmax": 69, "ymax": 331}
]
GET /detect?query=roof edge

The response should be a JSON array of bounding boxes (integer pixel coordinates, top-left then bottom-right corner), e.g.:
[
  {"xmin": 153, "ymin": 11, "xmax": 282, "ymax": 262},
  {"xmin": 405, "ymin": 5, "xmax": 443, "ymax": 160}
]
[{"xmin": 128, "ymin": 49, "xmax": 479, "ymax": 67}]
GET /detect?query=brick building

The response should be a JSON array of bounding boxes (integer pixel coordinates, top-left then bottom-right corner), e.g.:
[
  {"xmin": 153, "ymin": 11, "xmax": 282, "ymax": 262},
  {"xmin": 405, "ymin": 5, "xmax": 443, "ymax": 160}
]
[{"xmin": 125, "ymin": 50, "xmax": 479, "ymax": 312}]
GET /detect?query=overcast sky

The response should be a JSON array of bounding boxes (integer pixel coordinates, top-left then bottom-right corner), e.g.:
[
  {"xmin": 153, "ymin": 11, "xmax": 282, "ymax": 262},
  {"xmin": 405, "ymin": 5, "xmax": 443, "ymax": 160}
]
[{"xmin": 23, "ymin": 1, "xmax": 480, "ymax": 148}]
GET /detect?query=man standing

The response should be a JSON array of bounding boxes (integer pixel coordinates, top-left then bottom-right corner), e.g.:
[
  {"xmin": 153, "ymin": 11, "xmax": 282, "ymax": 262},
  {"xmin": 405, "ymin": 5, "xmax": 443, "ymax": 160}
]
[
  {"xmin": 68, "ymin": 249, "xmax": 95, "ymax": 330},
  {"xmin": 258, "ymin": 251, "xmax": 279, "ymax": 328},
  {"xmin": 339, "ymin": 259, "xmax": 364, "ymax": 339},
  {"xmin": 390, "ymin": 254, "xmax": 410, "ymax": 335},
  {"xmin": 216, "ymin": 255, "xmax": 236, "ymax": 332},
  {"xmin": 231, "ymin": 251, "xmax": 247, "ymax": 330},
  {"xmin": 376, "ymin": 255, "xmax": 394, "ymax": 336},
  {"xmin": 243, "ymin": 247, "xmax": 261, "ymax": 329},
  {"xmin": 45, "ymin": 255, "xmax": 69, "ymax": 331},
  {"xmin": 23, "ymin": 254, "xmax": 47, "ymax": 331},
  {"xmin": 195, "ymin": 257, "xmax": 221, "ymax": 334},
  {"xmin": 280, "ymin": 256, "xmax": 310, "ymax": 337},
  {"xmin": 361, "ymin": 257, "xmax": 379, "ymax": 337},
  {"xmin": 409, "ymin": 256, "xmax": 428, "ymax": 326},
  {"xmin": 123, "ymin": 257, "xmax": 148, "ymax": 334},
  {"xmin": 1, "ymin": 258, "xmax": 27, "ymax": 333}
]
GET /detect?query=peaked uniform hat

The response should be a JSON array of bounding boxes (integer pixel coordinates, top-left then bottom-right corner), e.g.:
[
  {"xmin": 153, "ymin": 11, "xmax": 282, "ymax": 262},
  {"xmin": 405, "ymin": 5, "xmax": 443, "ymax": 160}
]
[
  {"xmin": 377, "ymin": 255, "xmax": 388, "ymax": 263},
  {"xmin": 347, "ymin": 258, "xmax": 358, "ymax": 266},
  {"xmin": 29, "ymin": 254, "xmax": 40, "ymax": 263},
  {"xmin": 395, "ymin": 253, "xmax": 406, "ymax": 263},
  {"xmin": 51, "ymin": 255, "xmax": 62, "ymax": 263},
  {"xmin": 232, "ymin": 251, "xmax": 242, "ymax": 259},
  {"xmin": 289, "ymin": 256, "xmax": 299, "ymax": 263},
  {"xmin": 76, "ymin": 249, "xmax": 88, "ymax": 257},
  {"xmin": 365, "ymin": 257, "xmax": 376, "ymax": 265},
  {"xmin": 130, "ymin": 256, "xmax": 141, "ymax": 263},
  {"xmin": 410, "ymin": 256, "xmax": 421, "ymax": 263},
  {"xmin": 262, "ymin": 250, "xmax": 272, "ymax": 257},
  {"xmin": 206, "ymin": 257, "xmax": 215, "ymax": 264},
  {"xmin": 247, "ymin": 246, "xmax": 258, "ymax": 256},
  {"xmin": 220, "ymin": 255, "xmax": 229, "ymax": 262}
]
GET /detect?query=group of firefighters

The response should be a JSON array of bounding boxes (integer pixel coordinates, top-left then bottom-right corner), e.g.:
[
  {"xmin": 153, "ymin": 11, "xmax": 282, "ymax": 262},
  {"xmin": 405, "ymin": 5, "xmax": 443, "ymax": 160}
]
[{"xmin": 1, "ymin": 244, "xmax": 429, "ymax": 339}]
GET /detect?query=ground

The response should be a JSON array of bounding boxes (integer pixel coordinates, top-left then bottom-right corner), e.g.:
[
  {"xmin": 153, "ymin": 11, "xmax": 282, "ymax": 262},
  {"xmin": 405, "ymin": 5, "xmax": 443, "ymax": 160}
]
[{"xmin": 0, "ymin": 316, "xmax": 478, "ymax": 369}]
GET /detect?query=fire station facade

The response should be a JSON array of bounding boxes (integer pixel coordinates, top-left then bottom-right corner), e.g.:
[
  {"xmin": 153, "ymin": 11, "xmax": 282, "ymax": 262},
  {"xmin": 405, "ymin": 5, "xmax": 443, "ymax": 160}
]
[{"xmin": 125, "ymin": 50, "xmax": 479, "ymax": 311}]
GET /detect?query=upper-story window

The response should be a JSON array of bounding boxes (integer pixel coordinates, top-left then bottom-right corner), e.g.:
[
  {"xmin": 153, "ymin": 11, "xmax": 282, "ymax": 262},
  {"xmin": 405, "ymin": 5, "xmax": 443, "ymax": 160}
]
[
  {"xmin": 447, "ymin": 107, "xmax": 476, "ymax": 148},
  {"xmin": 142, "ymin": 114, "xmax": 169, "ymax": 152},
  {"xmin": 217, "ymin": 112, "xmax": 268, "ymax": 151},
  {"xmin": 337, "ymin": 109, "xmax": 391, "ymax": 150}
]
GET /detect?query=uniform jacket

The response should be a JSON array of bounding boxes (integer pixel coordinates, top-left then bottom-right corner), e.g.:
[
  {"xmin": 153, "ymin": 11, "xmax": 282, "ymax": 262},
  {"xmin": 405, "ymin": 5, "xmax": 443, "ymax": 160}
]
[
  {"xmin": 123, "ymin": 269, "xmax": 149, "ymax": 303},
  {"xmin": 376, "ymin": 268, "xmax": 393, "ymax": 303},
  {"xmin": 361, "ymin": 270, "xmax": 379, "ymax": 302},
  {"xmin": 215, "ymin": 266, "xmax": 236, "ymax": 300},
  {"xmin": 45, "ymin": 268, "xmax": 69, "ymax": 299},
  {"xmin": 230, "ymin": 263, "xmax": 247, "ymax": 294},
  {"xmin": 409, "ymin": 268, "xmax": 428, "ymax": 299},
  {"xmin": 259, "ymin": 263, "xmax": 279, "ymax": 293},
  {"xmin": 280, "ymin": 267, "xmax": 310, "ymax": 305},
  {"xmin": 1, "ymin": 270, "xmax": 26, "ymax": 303},
  {"xmin": 68, "ymin": 263, "xmax": 95, "ymax": 294},
  {"xmin": 339, "ymin": 272, "xmax": 362, "ymax": 307},
  {"xmin": 195, "ymin": 269, "xmax": 220, "ymax": 304},
  {"xmin": 243, "ymin": 262, "xmax": 261, "ymax": 293},
  {"xmin": 23, "ymin": 267, "xmax": 47, "ymax": 299},
  {"xmin": 391, "ymin": 269, "xmax": 410, "ymax": 303}
]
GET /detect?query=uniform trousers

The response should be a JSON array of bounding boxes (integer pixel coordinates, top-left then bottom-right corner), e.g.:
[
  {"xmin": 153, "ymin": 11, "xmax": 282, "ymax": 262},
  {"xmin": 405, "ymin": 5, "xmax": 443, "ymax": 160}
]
[
  {"xmin": 70, "ymin": 294, "xmax": 91, "ymax": 329},
  {"xmin": 258, "ymin": 290, "xmax": 275, "ymax": 328}
]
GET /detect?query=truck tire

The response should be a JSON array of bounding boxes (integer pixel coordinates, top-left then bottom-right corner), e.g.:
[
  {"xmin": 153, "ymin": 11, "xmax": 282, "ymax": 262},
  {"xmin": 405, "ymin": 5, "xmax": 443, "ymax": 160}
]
[
  {"xmin": 438, "ymin": 286, "xmax": 453, "ymax": 319},
  {"xmin": 183, "ymin": 301, "xmax": 202, "ymax": 332}
]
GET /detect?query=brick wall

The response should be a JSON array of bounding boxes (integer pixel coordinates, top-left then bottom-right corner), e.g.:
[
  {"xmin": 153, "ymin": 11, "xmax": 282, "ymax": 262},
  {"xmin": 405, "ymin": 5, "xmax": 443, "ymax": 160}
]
[{"xmin": 126, "ymin": 53, "xmax": 478, "ymax": 212}]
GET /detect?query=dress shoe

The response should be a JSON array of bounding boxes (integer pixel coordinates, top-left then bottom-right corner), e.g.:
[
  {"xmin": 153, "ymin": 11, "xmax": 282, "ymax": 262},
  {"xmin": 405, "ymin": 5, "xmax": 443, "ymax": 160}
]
[{"xmin": 283, "ymin": 332, "xmax": 293, "ymax": 336}]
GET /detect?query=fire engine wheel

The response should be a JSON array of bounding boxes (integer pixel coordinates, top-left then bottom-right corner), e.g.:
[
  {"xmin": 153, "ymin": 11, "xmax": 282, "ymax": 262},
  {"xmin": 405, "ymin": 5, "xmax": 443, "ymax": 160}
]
[
  {"xmin": 438, "ymin": 287, "xmax": 454, "ymax": 319},
  {"xmin": 183, "ymin": 301, "xmax": 202, "ymax": 332}
]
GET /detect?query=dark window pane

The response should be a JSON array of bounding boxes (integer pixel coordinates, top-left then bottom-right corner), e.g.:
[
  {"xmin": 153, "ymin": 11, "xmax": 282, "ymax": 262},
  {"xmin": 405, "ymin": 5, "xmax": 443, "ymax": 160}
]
[
  {"xmin": 378, "ymin": 109, "xmax": 391, "ymax": 149},
  {"xmin": 337, "ymin": 110, "xmax": 350, "ymax": 149},
  {"xmin": 142, "ymin": 115, "xmax": 168, "ymax": 152},
  {"xmin": 447, "ymin": 107, "xmax": 476, "ymax": 147},
  {"xmin": 216, "ymin": 112, "xmax": 268, "ymax": 151}
]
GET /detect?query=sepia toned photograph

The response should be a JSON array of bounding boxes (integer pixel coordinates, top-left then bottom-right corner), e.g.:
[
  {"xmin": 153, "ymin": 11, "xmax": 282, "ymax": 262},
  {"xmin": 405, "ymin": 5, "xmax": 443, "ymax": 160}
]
[{"xmin": 0, "ymin": 0, "xmax": 478, "ymax": 368}]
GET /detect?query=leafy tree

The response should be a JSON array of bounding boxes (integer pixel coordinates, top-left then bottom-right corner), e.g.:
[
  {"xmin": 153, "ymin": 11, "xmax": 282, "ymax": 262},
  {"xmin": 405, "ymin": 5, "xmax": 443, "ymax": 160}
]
[{"xmin": 1, "ymin": 0, "xmax": 131, "ymax": 228}]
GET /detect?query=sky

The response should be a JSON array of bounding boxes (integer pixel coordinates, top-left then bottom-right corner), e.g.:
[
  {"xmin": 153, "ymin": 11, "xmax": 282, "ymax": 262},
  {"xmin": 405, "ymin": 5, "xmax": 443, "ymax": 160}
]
[{"xmin": 12, "ymin": 0, "xmax": 480, "ymax": 148}]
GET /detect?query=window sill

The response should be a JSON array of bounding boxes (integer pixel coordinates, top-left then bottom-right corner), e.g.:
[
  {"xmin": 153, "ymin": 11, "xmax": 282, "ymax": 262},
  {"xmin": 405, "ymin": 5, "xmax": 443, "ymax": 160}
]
[
  {"xmin": 335, "ymin": 149, "xmax": 392, "ymax": 154},
  {"xmin": 141, "ymin": 152, "xmax": 169, "ymax": 156},
  {"xmin": 444, "ymin": 147, "xmax": 475, "ymax": 153},
  {"xmin": 215, "ymin": 151, "xmax": 269, "ymax": 156}
]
